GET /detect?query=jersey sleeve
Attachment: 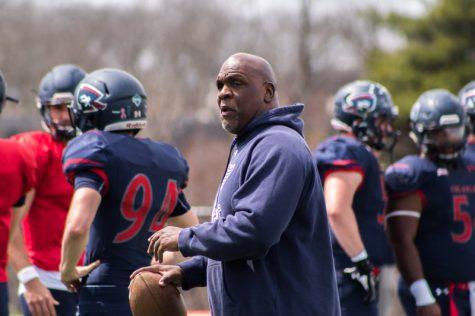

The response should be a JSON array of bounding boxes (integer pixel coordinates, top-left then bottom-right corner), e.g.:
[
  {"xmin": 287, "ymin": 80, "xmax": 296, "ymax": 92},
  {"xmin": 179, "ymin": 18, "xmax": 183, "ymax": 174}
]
[
  {"xmin": 170, "ymin": 151, "xmax": 191, "ymax": 217},
  {"xmin": 314, "ymin": 139, "xmax": 366, "ymax": 182},
  {"xmin": 384, "ymin": 158, "xmax": 426, "ymax": 200},
  {"xmin": 169, "ymin": 192, "xmax": 191, "ymax": 217},
  {"xmin": 73, "ymin": 171, "xmax": 106, "ymax": 194},
  {"xmin": 62, "ymin": 131, "xmax": 109, "ymax": 195}
]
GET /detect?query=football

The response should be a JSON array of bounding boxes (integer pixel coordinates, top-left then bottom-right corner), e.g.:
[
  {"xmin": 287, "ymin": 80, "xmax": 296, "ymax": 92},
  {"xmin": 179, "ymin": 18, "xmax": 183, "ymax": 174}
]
[{"xmin": 129, "ymin": 271, "xmax": 187, "ymax": 316}]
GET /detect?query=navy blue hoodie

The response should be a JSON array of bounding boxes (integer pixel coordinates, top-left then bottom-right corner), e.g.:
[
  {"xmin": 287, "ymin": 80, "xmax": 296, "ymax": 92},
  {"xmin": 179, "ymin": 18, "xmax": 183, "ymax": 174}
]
[{"xmin": 178, "ymin": 104, "xmax": 340, "ymax": 316}]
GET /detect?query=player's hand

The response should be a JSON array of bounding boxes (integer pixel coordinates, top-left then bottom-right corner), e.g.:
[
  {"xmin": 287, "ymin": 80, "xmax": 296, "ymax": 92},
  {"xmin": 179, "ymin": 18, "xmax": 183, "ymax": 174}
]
[
  {"xmin": 130, "ymin": 264, "xmax": 184, "ymax": 287},
  {"xmin": 23, "ymin": 278, "xmax": 59, "ymax": 316},
  {"xmin": 416, "ymin": 302, "xmax": 442, "ymax": 316},
  {"xmin": 147, "ymin": 226, "xmax": 183, "ymax": 263},
  {"xmin": 343, "ymin": 258, "xmax": 379, "ymax": 304},
  {"xmin": 60, "ymin": 260, "xmax": 100, "ymax": 293}
]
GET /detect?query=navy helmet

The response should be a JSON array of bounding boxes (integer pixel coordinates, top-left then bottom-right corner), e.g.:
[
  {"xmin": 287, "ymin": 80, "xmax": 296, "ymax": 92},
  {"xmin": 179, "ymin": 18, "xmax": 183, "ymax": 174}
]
[
  {"xmin": 0, "ymin": 71, "xmax": 19, "ymax": 113},
  {"xmin": 71, "ymin": 68, "xmax": 147, "ymax": 134},
  {"xmin": 410, "ymin": 89, "xmax": 467, "ymax": 163},
  {"xmin": 332, "ymin": 80, "xmax": 399, "ymax": 150},
  {"xmin": 37, "ymin": 64, "xmax": 86, "ymax": 139},
  {"xmin": 459, "ymin": 80, "xmax": 475, "ymax": 131}
]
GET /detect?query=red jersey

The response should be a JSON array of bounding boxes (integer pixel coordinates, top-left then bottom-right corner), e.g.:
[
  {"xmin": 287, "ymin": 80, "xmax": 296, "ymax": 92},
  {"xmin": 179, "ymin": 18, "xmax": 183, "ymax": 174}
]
[
  {"xmin": 11, "ymin": 131, "xmax": 74, "ymax": 271},
  {"xmin": 0, "ymin": 139, "xmax": 36, "ymax": 282}
]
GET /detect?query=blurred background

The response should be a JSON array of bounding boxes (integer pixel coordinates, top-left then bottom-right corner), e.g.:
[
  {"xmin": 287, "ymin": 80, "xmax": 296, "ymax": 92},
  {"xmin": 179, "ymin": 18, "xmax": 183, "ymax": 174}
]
[{"xmin": 1, "ymin": 0, "xmax": 473, "ymax": 313}]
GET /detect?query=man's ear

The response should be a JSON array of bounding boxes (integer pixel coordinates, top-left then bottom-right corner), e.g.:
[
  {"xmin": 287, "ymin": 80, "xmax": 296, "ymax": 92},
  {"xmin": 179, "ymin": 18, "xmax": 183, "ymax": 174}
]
[{"xmin": 263, "ymin": 82, "xmax": 275, "ymax": 103}]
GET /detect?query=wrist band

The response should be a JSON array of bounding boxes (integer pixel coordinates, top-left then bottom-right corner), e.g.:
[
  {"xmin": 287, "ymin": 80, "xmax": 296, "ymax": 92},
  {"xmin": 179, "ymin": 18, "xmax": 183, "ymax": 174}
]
[
  {"xmin": 17, "ymin": 266, "xmax": 39, "ymax": 284},
  {"xmin": 410, "ymin": 279, "xmax": 436, "ymax": 306},
  {"xmin": 351, "ymin": 249, "xmax": 368, "ymax": 263}
]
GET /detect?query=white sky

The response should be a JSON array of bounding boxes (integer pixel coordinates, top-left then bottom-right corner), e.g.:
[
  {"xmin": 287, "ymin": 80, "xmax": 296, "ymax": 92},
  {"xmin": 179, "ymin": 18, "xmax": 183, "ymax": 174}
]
[{"xmin": 30, "ymin": 0, "xmax": 430, "ymax": 17}]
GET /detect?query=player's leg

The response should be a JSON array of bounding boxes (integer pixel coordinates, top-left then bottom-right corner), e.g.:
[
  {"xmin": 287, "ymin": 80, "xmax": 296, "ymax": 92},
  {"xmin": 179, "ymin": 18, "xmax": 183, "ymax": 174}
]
[
  {"xmin": 450, "ymin": 284, "xmax": 471, "ymax": 316},
  {"xmin": 397, "ymin": 278, "xmax": 417, "ymax": 316},
  {"xmin": 377, "ymin": 265, "xmax": 405, "ymax": 316},
  {"xmin": 19, "ymin": 293, "xmax": 32, "ymax": 316},
  {"xmin": 49, "ymin": 289, "xmax": 78, "ymax": 316},
  {"xmin": 337, "ymin": 270, "xmax": 378, "ymax": 316},
  {"xmin": 0, "ymin": 282, "xmax": 9, "ymax": 316}
]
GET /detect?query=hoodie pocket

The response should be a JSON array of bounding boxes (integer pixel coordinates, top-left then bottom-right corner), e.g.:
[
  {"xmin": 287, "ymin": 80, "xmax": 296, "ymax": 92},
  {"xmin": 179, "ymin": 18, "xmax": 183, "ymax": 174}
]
[
  {"xmin": 222, "ymin": 261, "xmax": 277, "ymax": 316},
  {"xmin": 207, "ymin": 261, "xmax": 237, "ymax": 316}
]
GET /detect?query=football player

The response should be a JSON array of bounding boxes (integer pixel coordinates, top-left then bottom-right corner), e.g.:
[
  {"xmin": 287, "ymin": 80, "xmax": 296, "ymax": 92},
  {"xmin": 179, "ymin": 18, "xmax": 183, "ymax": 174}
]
[
  {"xmin": 385, "ymin": 90, "xmax": 475, "ymax": 315},
  {"xmin": 59, "ymin": 69, "xmax": 198, "ymax": 315},
  {"xmin": 459, "ymin": 81, "xmax": 475, "ymax": 157},
  {"xmin": 314, "ymin": 80, "xmax": 398, "ymax": 315},
  {"xmin": 0, "ymin": 71, "xmax": 37, "ymax": 316},
  {"xmin": 8, "ymin": 64, "xmax": 86, "ymax": 316}
]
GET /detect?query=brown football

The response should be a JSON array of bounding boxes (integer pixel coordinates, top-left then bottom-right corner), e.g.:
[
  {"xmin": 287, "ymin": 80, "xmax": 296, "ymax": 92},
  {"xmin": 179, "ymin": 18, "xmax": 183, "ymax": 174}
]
[{"xmin": 129, "ymin": 271, "xmax": 187, "ymax": 316}]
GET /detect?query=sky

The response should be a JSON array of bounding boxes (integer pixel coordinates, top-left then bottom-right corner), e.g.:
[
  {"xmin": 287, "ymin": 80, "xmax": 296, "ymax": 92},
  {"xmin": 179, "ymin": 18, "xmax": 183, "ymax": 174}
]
[{"xmin": 30, "ymin": 0, "xmax": 431, "ymax": 17}]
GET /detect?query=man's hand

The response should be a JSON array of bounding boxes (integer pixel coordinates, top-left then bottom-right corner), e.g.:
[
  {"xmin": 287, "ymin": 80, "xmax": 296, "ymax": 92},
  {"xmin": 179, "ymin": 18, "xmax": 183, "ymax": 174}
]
[
  {"xmin": 130, "ymin": 264, "xmax": 184, "ymax": 287},
  {"xmin": 23, "ymin": 278, "xmax": 59, "ymax": 316},
  {"xmin": 343, "ymin": 258, "xmax": 379, "ymax": 304},
  {"xmin": 60, "ymin": 260, "xmax": 100, "ymax": 293},
  {"xmin": 416, "ymin": 303, "xmax": 442, "ymax": 316},
  {"xmin": 147, "ymin": 226, "xmax": 183, "ymax": 263}
]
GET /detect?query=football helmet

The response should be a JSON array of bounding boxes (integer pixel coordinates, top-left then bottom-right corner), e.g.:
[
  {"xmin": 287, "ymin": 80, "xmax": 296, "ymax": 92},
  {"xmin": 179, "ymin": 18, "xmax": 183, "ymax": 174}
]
[
  {"xmin": 458, "ymin": 80, "xmax": 475, "ymax": 132},
  {"xmin": 410, "ymin": 89, "xmax": 467, "ymax": 163},
  {"xmin": 71, "ymin": 68, "xmax": 147, "ymax": 134},
  {"xmin": 37, "ymin": 64, "xmax": 86, "ymax": 140},
  {"xmin": 332, "ymin": 80, "xmax": 399, "ymax": 151},
  {"xmin": 0, "ymin": 71, "xmax": 19, "ymax": 113}
]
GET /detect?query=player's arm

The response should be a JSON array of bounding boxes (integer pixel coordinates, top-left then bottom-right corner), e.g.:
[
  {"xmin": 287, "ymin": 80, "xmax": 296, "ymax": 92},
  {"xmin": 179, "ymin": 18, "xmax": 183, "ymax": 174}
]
[
  {"xmin": 9, "ymin": 190, "xmax": 62, "ymax": 316},
  {"xmin": 167, "ymin": 210, "xmax": 199, "ymax": 228},
  {"xmin": 9, "ymin": 190, "xmax": 35, "ymax": 271},
  {"xmin": 324, "ymin": 171, "xmax": 377, "ymax": 303},
  {"xmin": 386, "ymin": 193, "xmax": 440, "ymax": 315},
  {"xmin": 161, "ymin": 211, "xmax": 200, "ymax": 264},
  {"xmin": 323, "ymin": 171, "xmax": 365, "ymax": 258},
  {"xmin": 60, "ymin": 187, "xmax": 101, "ymax": 292}
]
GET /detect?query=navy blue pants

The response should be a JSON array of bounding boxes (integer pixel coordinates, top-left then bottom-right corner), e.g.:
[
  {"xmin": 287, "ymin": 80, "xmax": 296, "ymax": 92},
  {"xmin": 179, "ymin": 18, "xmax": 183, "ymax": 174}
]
[
  {"xmin": 337, "ymin": 270, "xmax": 378, "ymax": 316},
  {"xmin": 77, "ymin": 285, "xmax": 132, "ymax": 316},
  {"xmin": 0, "ymin": 282, "xmax": 8, "ymax": 316},
  {"xmin": 398, "ymin": 278, "xmax": 471, "ymax": 316},
  {"xmin": 20, "ymin": 288, "xmax": 78, "ymax": 316}
]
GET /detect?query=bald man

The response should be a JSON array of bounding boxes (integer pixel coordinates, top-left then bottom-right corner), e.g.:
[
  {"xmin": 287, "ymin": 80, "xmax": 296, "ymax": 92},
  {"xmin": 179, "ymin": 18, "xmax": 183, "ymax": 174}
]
[{"xmin": 132, "ymin": 53, "xmax": 340, "ymax": 316}]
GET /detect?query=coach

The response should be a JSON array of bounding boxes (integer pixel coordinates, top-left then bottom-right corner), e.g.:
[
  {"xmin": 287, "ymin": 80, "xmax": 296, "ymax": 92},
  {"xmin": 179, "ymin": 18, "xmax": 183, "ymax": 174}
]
[{"xmin": 132, "ymin": 52, "xmax": 340, "ymax": 316}]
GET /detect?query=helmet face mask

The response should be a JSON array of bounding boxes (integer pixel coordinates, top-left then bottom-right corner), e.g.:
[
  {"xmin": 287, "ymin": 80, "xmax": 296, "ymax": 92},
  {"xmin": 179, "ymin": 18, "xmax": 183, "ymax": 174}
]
[
  {"xmin": 410, "ymin": 89, "xmax": 467, "ymax": 165},
  {"xmin": 421, "ymin": 125, "xmax": 466, "ymax": 160},
  {"xmin": 333, "ymin": 80, "xmax": 399, "ymax": 151},
  {"xmin": 0, "ymin": 71, "xmax": 19, "ymax": 113},
  {"xmin": 38, "ymin": 93, "xmax": 76, "ymax": 140}
]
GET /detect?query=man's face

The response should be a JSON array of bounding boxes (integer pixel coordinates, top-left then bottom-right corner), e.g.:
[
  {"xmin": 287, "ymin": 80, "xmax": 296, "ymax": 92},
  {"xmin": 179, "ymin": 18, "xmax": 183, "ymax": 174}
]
[
  {"xmin": 47, "ymin": 103, "xmax": 71, "ymax": 128},
  {"xmin": 425, "ymin": 125, "xmax": 466, "ymax": 155},
  {"xmin": 216, "ymin": 59, "xmax": 266, "ymax": 134}
]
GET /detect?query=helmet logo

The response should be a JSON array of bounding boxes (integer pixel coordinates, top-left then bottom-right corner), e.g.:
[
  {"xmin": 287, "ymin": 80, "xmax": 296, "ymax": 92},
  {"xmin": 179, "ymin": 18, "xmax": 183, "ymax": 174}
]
[
  {"xmin": 120, "ymin": 108, "xmax": 127, "ymax": 119},
  {"xmin": 343, "ymin": 93, "xmax": 376, "ymax": 115},
  {"xmin": 76, "ymin": 83, "xmax": 107, "ymax": 113},
  {"xmin": 132, "ymin": 94, "xmax": 142, "ymax": 107},
  {"xmin": 439, "ymin": 114, "xmax": 460, "ymax": 126}
]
